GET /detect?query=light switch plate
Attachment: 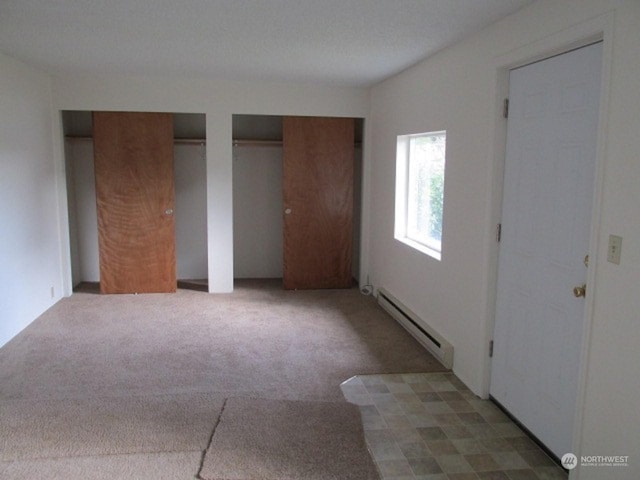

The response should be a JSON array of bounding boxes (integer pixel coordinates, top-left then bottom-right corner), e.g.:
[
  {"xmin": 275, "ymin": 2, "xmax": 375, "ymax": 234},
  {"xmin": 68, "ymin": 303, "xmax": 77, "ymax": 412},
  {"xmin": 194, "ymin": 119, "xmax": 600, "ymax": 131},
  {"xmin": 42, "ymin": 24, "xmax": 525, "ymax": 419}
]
[{"xmin": 607, "ymin": 234, "xmax": 622, "ymax": 265}]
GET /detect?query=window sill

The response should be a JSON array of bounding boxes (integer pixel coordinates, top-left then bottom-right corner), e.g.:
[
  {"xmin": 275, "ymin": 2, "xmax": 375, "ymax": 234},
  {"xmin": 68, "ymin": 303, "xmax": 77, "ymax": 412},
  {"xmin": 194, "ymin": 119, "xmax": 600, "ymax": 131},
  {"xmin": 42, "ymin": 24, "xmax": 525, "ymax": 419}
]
[{"xmin": 395, "ymin": 236, "xmax": 441, "ymax": 261}]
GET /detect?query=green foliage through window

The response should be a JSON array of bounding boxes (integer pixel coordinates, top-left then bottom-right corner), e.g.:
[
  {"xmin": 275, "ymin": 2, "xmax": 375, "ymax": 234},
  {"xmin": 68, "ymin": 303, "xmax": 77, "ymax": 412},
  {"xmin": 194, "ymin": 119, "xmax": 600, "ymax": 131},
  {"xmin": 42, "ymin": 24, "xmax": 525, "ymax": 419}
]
[{"xmin": 395, "ymin": 131, "xmax": 446, "ymax": 259}]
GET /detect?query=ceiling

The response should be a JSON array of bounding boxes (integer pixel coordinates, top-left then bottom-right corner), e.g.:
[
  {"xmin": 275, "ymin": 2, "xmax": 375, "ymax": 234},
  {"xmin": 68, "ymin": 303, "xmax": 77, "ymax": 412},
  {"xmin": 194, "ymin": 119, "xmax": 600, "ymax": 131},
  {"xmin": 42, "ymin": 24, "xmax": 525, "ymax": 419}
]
[{"xmin": 0, "ymin": 0, "xmax": 535, "ymax": 87}]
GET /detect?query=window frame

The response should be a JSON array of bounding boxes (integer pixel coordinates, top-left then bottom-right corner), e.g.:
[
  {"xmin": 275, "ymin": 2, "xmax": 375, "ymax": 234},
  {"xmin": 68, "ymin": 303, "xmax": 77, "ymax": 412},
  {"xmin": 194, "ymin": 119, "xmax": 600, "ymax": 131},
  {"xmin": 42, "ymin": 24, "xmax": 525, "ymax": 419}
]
[{"xmin": 394, "ymin": 130, "xmax": 446, "ymax": 261}]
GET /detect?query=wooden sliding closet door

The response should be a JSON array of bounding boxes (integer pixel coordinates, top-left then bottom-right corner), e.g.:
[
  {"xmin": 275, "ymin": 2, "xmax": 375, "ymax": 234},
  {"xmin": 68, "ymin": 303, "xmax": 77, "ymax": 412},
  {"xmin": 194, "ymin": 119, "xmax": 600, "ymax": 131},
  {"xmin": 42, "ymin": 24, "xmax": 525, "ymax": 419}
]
[
  {"xmin": 93, "ymin": 112, "xmax": 176, "ymax": 294},
  {"xmin": 283, "ymin": 116, "xmax": 354, "ymax": 289}
]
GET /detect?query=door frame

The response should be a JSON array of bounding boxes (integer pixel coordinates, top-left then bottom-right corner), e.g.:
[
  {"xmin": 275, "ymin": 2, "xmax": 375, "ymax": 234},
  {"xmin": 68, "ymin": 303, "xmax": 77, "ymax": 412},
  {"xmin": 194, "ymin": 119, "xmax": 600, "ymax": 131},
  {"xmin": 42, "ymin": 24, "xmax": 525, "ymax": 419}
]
[{"xmin": 483, "ymin": 12, "xmax": 614, "ymax": 468}]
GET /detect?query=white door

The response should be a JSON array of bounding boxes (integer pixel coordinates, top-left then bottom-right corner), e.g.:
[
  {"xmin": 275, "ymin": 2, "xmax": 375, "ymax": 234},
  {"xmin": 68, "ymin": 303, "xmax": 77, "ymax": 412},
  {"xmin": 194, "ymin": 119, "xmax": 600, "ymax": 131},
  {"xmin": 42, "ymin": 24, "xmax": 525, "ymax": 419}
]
[{"xmin": 490, "ymin": 42, "xmax": 602, "ymax": 458}]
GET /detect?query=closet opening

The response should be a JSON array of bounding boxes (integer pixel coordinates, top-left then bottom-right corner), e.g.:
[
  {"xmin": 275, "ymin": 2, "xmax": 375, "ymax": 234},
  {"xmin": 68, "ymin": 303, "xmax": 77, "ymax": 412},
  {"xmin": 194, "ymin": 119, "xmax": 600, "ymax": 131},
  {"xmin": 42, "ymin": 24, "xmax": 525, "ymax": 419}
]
[
  {"xmin": 231, "ymin": 114, "xmax": 363, "ymax": 289},
  {"xmin": 62, "ymin": 111, "xmax": 208, "ymax": 293}
]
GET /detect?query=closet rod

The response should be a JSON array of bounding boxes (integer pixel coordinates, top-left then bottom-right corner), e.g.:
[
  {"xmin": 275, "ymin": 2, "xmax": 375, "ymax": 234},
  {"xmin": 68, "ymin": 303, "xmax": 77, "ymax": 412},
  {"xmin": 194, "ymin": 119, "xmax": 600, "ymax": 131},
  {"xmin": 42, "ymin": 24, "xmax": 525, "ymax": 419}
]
[
  {"xmin": 231, "ymin": 139, "xmax": 362, "ymax": 147},
  {"xmin": 232, "ymin": 139, "xmax": 282, "ymax": 147},
  {"xmin": 66, "ymin": 136, "xmax": 358, "ymax": 147},
  {"xmin": 174, "ymin": 138, "xmax": 206, "ymax": 145},
  {"xmin": 65, "ymin": 136, "xmax": 206, "ymax": 145}
]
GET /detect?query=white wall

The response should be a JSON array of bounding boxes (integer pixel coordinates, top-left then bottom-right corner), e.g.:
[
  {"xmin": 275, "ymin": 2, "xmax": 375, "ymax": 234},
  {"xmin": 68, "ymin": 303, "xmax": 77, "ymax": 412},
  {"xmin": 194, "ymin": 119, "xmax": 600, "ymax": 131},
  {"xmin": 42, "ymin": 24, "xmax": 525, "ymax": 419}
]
[
  {"xmin": 51, "ymin": 76, "xmax": 370, "ymax": 293},
  {"xmin": 577, "ymin": 2, "xmax": 640, "ymax": 477},
  {"xmin": 0, "ymin": 53, "xmax": 63, "ymax": 347},
  {"xmin": 65, "ymin": 140, "xmax": 82, "ymax": 285},
  {"xmin": 352, "ymin": 146, "xmax": 363, "ymax": 282},
  {"xmin": 174, "ymin": 143, "xmax": 208, "ymax": 279},
  {"xmin": 368, "ymin": 0, "xmax": 639, "ymax": 477},
  {"xmin": 233, "ymin": 145, "xmax": 283, "ymax": 278},
  {"xmin": 66, "ymin": 139, "xmax": 100, "ymax": 283}
]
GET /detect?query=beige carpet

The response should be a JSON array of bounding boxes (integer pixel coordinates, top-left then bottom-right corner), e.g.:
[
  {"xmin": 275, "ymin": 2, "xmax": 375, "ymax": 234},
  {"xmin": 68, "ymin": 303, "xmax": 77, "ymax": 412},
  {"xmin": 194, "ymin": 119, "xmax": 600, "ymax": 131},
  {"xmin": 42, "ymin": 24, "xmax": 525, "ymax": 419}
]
[
  {"xmin": 0, "ymin": 393, "xmax": 224, "ymax": 461},
  {"xmin": 1, "ymin": 452, "xmax": 202, "ymax": 480},
  {"xmin": 0, "ymin": 281, "xmax": 444, "ymax": 402},
  {"xmin": 0, "ymin": 281, "xmax": 447, "ymax": 479},
  {"xmin": 200, "ymin": 397, "xmax": 379, "ymax": 480}
]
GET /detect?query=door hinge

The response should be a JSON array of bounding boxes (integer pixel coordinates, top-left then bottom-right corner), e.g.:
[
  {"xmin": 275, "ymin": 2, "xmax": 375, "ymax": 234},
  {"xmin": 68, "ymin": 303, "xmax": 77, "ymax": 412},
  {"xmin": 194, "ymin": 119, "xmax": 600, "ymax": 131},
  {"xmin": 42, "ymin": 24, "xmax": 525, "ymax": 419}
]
[
  {"xmin": 489, "ymin": 340, "xmax": 494, "ymax": 358},
  {"xmin": 503, "ymin": 98, "xmax": 509, "ymax": 118},
  {"xmin": 496, "ymin": 223, "xmax": 502, "ymax": 243}
]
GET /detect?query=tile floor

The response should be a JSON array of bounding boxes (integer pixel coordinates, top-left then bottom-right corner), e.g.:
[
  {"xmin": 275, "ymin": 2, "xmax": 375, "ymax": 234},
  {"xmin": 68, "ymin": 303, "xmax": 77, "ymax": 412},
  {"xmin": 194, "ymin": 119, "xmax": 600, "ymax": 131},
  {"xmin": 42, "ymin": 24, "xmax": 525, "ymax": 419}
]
[{"xmin": 341, "ymin": 372, "xmax": 567, "ymax": 480}]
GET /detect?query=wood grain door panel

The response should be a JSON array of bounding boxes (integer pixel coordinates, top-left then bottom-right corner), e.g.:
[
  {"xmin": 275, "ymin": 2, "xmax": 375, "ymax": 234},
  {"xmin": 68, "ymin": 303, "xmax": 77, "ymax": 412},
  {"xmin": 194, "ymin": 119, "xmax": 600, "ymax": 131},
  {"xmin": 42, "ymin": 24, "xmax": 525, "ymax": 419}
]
[
  {"xmin": 283, "ymin": 116, "xmax": 354, "ymax": 289},
  {"xmin": 93, "ymin": 112, "xmax": 176, "ymax": 294}
]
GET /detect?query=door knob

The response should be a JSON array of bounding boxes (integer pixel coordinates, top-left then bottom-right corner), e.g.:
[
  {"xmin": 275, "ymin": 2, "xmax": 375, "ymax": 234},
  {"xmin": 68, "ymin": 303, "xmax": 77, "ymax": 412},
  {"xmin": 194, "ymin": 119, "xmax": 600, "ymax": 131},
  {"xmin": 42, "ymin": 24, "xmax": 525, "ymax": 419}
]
[
  {"xmin": 164, "ymin": 208, "xmax": 174, "ymax": 215},
  {"xmin": 573, "ymin": 284, "xmax": 586, "ymax": 298},
  {"xmin": 284, "ymin": 208, "xmax": 292, "ymax": 215}
]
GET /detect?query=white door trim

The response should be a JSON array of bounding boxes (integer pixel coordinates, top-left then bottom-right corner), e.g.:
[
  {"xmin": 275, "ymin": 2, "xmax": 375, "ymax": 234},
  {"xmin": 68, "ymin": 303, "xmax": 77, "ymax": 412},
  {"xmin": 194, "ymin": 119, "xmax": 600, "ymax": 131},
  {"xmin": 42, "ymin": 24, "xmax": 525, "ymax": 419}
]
[{"xmin": 482, "ymin": 12, "xmax": 615, "ymax": 476}]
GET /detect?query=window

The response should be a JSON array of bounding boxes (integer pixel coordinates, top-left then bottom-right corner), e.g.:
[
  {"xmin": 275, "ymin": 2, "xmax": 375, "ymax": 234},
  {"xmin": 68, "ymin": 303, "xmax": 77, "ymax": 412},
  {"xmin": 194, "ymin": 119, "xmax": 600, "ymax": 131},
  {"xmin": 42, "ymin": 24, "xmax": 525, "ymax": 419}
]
[{"xmin": 395, "ymin": 131, "xmax": 446, "ymax": 260}]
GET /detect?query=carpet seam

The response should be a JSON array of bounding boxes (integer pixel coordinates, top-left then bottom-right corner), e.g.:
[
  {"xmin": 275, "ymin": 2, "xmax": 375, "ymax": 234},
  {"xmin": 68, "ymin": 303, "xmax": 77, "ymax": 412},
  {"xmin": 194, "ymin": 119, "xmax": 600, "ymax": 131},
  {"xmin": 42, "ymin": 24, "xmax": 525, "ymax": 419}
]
[
  {"xmin": 196, "ymin": 397, "xmax": 380, "ymax": 480},
  {"xmin": 196, "ymin": 397, "xmax": 228, "ymax": 480}
]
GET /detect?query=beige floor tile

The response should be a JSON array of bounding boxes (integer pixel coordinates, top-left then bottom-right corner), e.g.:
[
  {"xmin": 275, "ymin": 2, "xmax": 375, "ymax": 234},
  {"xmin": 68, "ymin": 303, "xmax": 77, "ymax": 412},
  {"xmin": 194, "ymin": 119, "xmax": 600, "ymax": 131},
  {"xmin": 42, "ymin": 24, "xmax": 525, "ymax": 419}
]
[
  {"xmin": 377, "ymin": 459, "xmax": 414, "ymax": 477},
  {"xmin": 518, "ymin": 449, "xmax": 557, "ymax": 468},
  {"xmin": 490, "ymin": 452, "xmax": 530, "ymax": 470},
  {"xmin": 442, "ymin": 425, "xmax": 474, "ymax": 440},
  {"xmin": 434, "ymin": 413, "xmax": 464, "ymax": 425},
  {"xmin": 533, "ymin": 466, "xmax": 568, "ymax": 479},
  {"xmin": 451, "ymin": 438, "xmax": 487, "ymax": 455},
  {"xmin": 503, "ymin": 469, "xmax": 539, "ymax": 479},
  {"xmin": 447, "ymin": 400, "xmax": 476, "ymax": 413},
  {"xmin": 384, "ymin": 414, "xmax": 415, "ymax": 430},
  {"xmin": 367, "ymin": 384, "xmax": 392, "ymax": 394},
  {"xmin": 406, "ymin": 413, "xmax": 439, "ymax": 428},
  {"xmin": 342, "ymin": 373, "xmax": 567, "ymax": 480},
  {"xmin": 426, "ymin": 440, "xmax": 460, "ymax": 455},
  {"xmin": 477, "ymin": 471, "xmax": 511, "ymax": 480},
  {"xmin": 480, "ymin": 438, "xmax": 516, "ymax": 453},
  {"xmin": 417, "ymin": 426, "xmax": 447, "ymax": 442},
  {"xmin": 407, "ymin": 457, "xmax": 443, "ymax": 475},
  {"xmin": 448, "ymin": 473, "xmax": 481, "ymax": 480},
  {"xmin": 398, "ymin": 441, "xmax": 431, "ymax": 459},
  {"xmin": 387, "ymin": 383, "xmax": 416, "ymax": 394},
  {"xmin": 464, "ymin": 453, "xmax": 501, "ymax": 472},
  {"xmin": 417, "ymin": 392, "xmax": 442, "ymax": 402},
  {"xmin": 436, "ymin": 454, "xmax": 474, "ymax": 474},
  {"xmin": 370, "ymin": 441, "xmax": 406, "ymax": 461}
]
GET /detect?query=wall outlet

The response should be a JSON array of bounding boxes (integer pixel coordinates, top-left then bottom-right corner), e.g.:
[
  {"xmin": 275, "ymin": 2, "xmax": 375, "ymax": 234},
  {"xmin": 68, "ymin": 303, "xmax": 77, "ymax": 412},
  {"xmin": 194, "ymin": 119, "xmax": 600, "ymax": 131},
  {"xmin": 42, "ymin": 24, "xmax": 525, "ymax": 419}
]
[
  {"xmin": 50, "ymin": 286, "xmax": 55, "ymax": 298},
  {"xmin": 607, "ymin": 235, "xmax": 622, "ymax": 265}
]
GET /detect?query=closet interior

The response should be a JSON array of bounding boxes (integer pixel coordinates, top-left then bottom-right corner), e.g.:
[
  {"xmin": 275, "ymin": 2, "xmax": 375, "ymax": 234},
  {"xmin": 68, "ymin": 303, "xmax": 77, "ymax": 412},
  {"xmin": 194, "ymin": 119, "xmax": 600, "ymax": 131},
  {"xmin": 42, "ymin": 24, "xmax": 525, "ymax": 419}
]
[
  {"xmin": 63, "ymin": 111, "xmax": 208, "ymax": 292},
  {"xmin": 63, "ymin": 111, "xmax": 362, "ymax": 293},
  {"xmin": 232, "ymin": 114, "xmax": 363, "ymax": 288}
]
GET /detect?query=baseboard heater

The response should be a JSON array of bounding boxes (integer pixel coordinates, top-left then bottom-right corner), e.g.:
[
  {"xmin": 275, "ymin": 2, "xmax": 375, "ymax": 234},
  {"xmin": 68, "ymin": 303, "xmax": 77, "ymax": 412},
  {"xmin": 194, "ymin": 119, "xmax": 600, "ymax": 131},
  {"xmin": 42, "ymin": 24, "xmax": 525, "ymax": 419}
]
[{"xmin": 377, "ymin": 288, "xmax": 454, "ymax": 369}]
